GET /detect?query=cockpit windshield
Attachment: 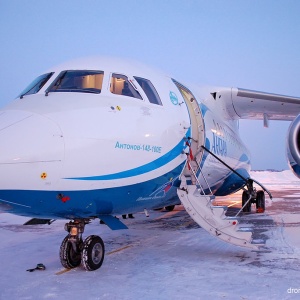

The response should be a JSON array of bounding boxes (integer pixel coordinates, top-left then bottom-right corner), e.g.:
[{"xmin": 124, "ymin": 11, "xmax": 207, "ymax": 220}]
[
  {"xmin": 18, "ymin": 72, "xmax": 54, "ymax": 98},
  {"xmin": 46, "ymin": 70, "xmax": 104, "ymax": 94},
  {"xmin": 110, "ymin": 74, "xmax": 142, "ymax": 100},
  {"xmin": 134, "ymin": 76, "xmax": 162, "ymax": 105}
]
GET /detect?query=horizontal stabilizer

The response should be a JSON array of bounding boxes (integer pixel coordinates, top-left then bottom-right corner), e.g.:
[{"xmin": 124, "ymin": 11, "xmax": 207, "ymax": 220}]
[
  {"xmin": 24, "ymin": 218, "xmax": 55, "ymax": 225},
  {"xmin": 99, "ymin": 215, "xmax": 128, "ymax": 230}
]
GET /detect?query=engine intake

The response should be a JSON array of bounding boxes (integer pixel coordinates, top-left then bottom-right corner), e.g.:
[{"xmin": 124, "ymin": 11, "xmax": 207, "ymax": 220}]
[{"xmin": 287, "ymin": 114, "xmax": 300, "ymax": 178}]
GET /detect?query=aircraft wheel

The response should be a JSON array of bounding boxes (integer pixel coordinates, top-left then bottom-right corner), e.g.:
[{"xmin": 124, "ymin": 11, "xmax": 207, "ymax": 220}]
[
  {"xmin": 81, "ymin": 235, "xmax": 105, "ymax": 271},
  {"xmin": 165, "ymin": 205, "xmax": 175, "ymax": 211},
  {"xmin": 242, "ymin": 191, "xmax": 251, "ymax": 213},
  {"xmin": 59, "ymin": 235, "xmax": 82, "ymax": 269},
  {"xmin": 256, "ymin": 190, "xmax": 265, "ymax": 213}
]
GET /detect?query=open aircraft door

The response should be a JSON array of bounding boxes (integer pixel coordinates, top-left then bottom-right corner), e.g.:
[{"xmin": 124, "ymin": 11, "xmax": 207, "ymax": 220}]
[{"xmin": 172, "ymin": 79, "xmax": 205, "ymax": 180}]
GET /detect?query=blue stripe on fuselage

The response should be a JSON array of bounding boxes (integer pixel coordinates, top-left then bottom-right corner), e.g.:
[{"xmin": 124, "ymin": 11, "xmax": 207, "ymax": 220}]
[
  {"xmin": 66, "ymin": 129, "xmax": 191, "ymax": 181},
  {"xmin": 0, "ymin": 163, "xmax": 185, "ymax": 219}
]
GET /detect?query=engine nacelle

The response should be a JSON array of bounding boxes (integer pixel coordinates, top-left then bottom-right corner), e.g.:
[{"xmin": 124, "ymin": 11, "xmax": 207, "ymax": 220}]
[{"xmin": 287, "ymin": 114, "xmax": 300, "ymax": 178}]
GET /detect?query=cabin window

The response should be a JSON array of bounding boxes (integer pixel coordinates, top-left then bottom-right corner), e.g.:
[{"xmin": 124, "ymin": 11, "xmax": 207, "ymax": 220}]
[
  {"xmin": 134, "ymin": 77, "xmax": 162, "ymax": 105},
  {"xmin": 18, "ymin": 72, "xmax": 54, "ymax": 98},
  {"xmin": 110, "ymin": 74, "xmax": 142, "ymax": 100},
  {"xmin": 46, "ymin": 70, "xmax": 104, "ymax": 94}
]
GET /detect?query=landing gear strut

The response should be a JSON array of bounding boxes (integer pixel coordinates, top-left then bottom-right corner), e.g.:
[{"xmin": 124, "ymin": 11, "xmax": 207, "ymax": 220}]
[
  {"xmin": 59, "ymin": 219, "xmax": 105, "ymax": 271},
  {"xmin": 241, "ymin": 180, "xmax": 266, "ymax": 214}
]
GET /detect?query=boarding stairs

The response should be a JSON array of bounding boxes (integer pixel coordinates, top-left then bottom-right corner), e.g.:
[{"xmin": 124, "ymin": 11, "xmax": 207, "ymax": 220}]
[
  {"xmin": 175, "ymin": 83, "xmax": 262, "ymax": 249},
  {"xmin": 178, "ymin": 159, "xmax": 261, "ymax": 250}
]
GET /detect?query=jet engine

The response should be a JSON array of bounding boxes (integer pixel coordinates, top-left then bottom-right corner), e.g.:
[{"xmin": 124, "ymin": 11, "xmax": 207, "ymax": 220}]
[{"xmin": 287, "ymin": 114, "xmax": 300, "ymax": 178}]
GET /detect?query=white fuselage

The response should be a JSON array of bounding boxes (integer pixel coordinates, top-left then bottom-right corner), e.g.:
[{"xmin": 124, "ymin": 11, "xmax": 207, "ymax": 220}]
[{"xmin": 0, "ymin": 57, "xmax": 250, "ymax": 218}]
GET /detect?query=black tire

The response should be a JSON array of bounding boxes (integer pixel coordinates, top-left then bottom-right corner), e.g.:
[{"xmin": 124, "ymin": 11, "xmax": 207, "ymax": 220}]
[
  {"xmin": 59, "ymin": 235, "xmax": 82, "ymax": 269},
  {"xmin": 256, "ymin": 190, "xmax": 265, "ymax": 213},
  {"xmin": 81, "ymin": 235, "xmax": 105, "ymax": 271},
  {"xmin": 165, "ymin": 205, "xmax": 175, "ymax": 211},
  {"xmin": 242, "ymin": 191, "xmax": 251, "ymax": 213}
]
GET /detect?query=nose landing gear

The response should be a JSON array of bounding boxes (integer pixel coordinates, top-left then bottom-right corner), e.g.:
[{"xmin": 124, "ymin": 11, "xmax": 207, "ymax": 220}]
[{"xmin": 59, "ymin": 219, "xmax": 105, "ymax": 271}]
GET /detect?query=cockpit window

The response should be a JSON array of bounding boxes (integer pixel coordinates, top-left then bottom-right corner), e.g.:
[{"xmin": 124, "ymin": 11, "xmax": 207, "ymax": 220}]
[
  {"xmin": 46, "ymin": 70, "xmax": 104, "ymax": 94},
  {"xmin": 18, "ymin": 72, "xmax": 54, "ymax": 98},
  {"xmin": 110, "ymin": 74, "xmax": 142, "ymax": 100},
  {"xmin": 134, "ymin": 77, "xmax": 162, "ymax": 105}
]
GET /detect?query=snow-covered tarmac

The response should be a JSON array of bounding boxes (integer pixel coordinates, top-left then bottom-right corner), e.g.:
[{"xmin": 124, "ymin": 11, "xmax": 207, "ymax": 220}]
[{"xmin": 0, "ymin": 171, "xmax": 300, "ymax": 300}]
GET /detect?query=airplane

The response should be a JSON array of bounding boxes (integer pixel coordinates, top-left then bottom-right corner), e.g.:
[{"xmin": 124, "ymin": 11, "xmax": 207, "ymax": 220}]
[{"xmin": 0, "ymin": 56, "xmax": 300, "ymax": 271}]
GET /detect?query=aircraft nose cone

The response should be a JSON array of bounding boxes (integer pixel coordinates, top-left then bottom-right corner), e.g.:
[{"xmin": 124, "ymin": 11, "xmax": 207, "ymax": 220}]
[
  {"xmin": 0, "ymin": 110, "xmax": 63, "ymax": 164},
  {"xmin": 0, "ymin": 110, "xmax": 64, "ymax": 189}
]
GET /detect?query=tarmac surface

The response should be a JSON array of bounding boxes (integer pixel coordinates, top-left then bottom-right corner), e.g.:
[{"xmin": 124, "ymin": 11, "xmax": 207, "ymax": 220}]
[{"xmin": 0, "ymin": 187, "xmax": 300, "ymax": 299}]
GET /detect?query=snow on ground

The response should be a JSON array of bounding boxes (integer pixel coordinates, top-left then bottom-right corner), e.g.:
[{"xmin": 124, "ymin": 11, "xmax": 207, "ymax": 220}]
[
  {"xmin": 250, "ymin": 169, "xmax": 300, "ymax": 189},
  {"xmin": 1, "ymin": 170, "xmax": 300, "ymax": 300}
]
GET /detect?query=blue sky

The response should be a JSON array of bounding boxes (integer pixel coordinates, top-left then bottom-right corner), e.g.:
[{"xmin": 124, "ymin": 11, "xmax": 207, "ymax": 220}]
[{"xmin": 1, "ymin": 0, "xmax": 300, "ymax": 170}]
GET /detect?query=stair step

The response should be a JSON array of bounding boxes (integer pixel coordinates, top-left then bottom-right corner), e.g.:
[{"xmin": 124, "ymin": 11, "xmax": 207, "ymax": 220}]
[
  {"xmin": 178, "ymin": 176, "xmax": 260, "ymax": 250},
  {"xmin": 251, "ymin": 239, "xmax": 265, "ymax": 245},
  {"xmin": 237, "ymin": 228, "xmax": 253, "ymax": 232},
  {"xmin": 211, "ymin": 205, "xmax": 227, "ymax": 211}
]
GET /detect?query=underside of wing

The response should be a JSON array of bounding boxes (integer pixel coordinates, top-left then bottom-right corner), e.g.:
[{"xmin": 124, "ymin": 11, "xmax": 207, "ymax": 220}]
[{"xmin": 228, "ymin": 88, "xmax": 300, "ymax": 121}]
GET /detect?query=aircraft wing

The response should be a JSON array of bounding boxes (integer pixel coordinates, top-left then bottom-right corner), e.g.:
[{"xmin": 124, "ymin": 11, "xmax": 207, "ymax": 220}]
[{"xmin": 224, "ymin": 88, "xmax": 300, "ymax": 121}]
